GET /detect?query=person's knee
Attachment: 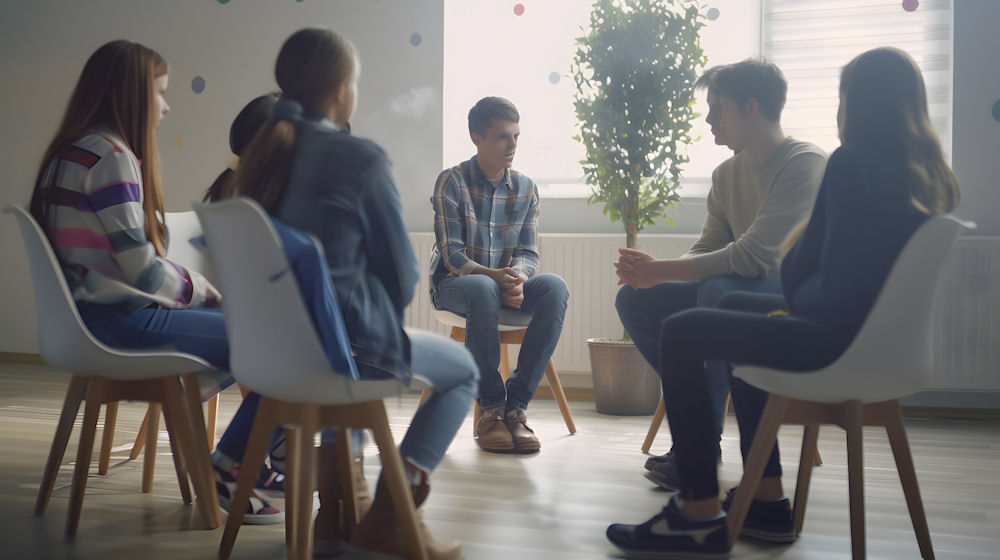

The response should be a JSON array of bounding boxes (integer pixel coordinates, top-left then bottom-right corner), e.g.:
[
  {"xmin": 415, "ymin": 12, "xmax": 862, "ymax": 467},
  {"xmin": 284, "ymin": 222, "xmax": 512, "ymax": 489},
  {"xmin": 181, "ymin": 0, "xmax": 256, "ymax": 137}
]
[
  {"xmin": 615, "ymin": 284, "xmax": 642, "ymax": 323},
  {"xmin": 460, "ymin": 275, "xmax": 501, "ymax": 313},
  {"xmin": 532, "ymin": 273, "xmax": 568, "ymax": 308}
]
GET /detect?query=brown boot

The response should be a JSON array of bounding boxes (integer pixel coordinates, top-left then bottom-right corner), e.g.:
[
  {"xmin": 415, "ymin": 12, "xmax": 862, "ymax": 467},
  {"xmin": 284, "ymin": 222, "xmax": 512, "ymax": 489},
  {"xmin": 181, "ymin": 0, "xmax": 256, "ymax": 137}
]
[
  {"xmin": 314, "ymin": 443, "xmax": 372, "ymax": 551},
  {"xmin": 505, "ymin": 408, "xmax": 540, "ymax": 453},
  {"xmin": 349, "ymin": 476, "xmax": 463, "ymax": 560},
  {"xmin": 476, "ymin": 406, "xmax": 515, "ymax": 452}
]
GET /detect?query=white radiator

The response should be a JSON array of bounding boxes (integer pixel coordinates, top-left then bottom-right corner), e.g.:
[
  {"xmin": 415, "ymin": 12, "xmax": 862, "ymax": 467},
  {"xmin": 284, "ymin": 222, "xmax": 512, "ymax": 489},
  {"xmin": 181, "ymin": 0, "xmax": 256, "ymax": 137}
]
[
  {"xmin": 930, "ymin": 237, "xmax": 1000, "ymax": 390},
  {"xmin": 406, "ymin": 233, "xmax": 1000, "ymax": 391}
]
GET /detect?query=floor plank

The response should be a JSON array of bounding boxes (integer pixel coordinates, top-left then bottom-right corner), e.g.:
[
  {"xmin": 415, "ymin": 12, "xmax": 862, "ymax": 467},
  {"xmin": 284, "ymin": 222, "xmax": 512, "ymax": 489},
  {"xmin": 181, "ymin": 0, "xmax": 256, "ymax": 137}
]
[{"xmin": 1, "ymin": 363, "xmax": 997, "ymax": 559}]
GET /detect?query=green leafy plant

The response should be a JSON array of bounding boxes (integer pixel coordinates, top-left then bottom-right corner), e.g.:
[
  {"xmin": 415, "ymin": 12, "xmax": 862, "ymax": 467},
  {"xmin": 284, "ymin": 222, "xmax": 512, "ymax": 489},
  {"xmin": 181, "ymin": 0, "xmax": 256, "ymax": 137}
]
[{"xmin": 572, "ymin": 0, "xmax": 706, "ymax": 249}]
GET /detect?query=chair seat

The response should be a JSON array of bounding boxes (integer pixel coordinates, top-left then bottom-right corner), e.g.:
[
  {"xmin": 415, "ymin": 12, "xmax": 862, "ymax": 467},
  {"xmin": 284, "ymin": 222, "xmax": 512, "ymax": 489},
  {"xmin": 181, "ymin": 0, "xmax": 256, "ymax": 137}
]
[
  {"xmin": 239, "ymin": 373, "xmax": 430, "ymax": 406},
  {"xmin": 432, "ymin": 306, "xmax": 531, "ymax": 331},
  {"xmin": 734, "ymin": 364, "xmax": 925, "ymax": 405}
]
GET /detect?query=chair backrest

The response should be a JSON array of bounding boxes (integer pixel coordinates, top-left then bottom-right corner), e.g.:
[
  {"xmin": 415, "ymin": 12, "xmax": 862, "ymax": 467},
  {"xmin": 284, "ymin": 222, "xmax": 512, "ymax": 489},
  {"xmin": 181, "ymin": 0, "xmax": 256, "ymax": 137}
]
[
  {"xmin": 165, "ymin": 210, "xmax": 216, "ymax": 284},
  {"xmin": 4, "ymin": 204, "xmax": 210, "ymax": 378},
  {"xmin": 193, "ymin": 198, "xmax": 365, "ymax": 403},
  {"xmin": 735, "ymin": 214, "xmax": 969, "ymax": 403}
]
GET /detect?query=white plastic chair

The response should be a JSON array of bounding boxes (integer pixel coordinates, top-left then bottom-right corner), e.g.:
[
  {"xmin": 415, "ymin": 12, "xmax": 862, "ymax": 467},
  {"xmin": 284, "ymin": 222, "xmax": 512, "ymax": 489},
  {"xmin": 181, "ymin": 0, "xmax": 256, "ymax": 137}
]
[
  {"xmin": 125, "ymin": 210, "xmax": 227, "ymax": 469},
  {"xmin": 726, "ymin": 214, "xmax": 970, "ymax": 559},
  {"xmin": 428, "ymin": 306, "xmax": 577, "ymax": 436},
  {"xmin": 4, "ymin": 204, "xmax": 223, "ymax": 535},
  {"xmin": 194, "ymin": 197, "xmax": 429, "ymax": 560}
]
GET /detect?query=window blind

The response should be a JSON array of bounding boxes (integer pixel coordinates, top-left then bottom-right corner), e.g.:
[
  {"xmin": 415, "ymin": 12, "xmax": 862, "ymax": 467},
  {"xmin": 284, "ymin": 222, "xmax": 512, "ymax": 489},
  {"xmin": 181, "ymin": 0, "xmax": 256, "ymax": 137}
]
[{"xmin": 763, "ymin": 0, "xmax": 953, "ymax": 158}]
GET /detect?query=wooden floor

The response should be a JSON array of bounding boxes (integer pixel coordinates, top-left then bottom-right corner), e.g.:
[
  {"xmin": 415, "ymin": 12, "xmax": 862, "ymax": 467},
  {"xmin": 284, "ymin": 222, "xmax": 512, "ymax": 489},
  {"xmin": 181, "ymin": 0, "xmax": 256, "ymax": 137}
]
[{"xmin": 1, "ymin": 363, "xmax": 998, "ymax": 560}]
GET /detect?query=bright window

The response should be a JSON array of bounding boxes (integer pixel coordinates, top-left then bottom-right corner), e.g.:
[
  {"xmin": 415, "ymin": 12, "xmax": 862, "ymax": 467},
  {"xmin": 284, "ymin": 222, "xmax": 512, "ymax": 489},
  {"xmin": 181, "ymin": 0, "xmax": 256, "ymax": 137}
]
[{"xmin": 443, "ymin": 0, "xmax": 952, "ymax": 198}]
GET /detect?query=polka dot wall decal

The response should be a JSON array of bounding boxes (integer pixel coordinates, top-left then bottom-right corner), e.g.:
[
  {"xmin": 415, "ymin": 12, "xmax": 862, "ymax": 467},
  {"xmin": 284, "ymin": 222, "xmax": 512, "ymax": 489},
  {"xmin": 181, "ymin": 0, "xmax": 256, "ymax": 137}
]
[
  {"xmin": 410, "ymin": 33, "xmax": 422, "ymax": 47},
  {"xmin": 513, "ymin": 3, "xmax": 525, "ymax": 16},
  {"xmin": 707, "ymin": 7, "xmax": 720, "ymax": 20},
  {"xmin": 191, "ymin": 76, "xmax": 205, "ymax": 94},
  {"xmin": 548, "ymin": 72, "xmax": 560, "ymax": 84},
  {"xmin": 992, "ymin": 99, "xmax": 1000, "ymax": 123},
  {"xmin": 174, "ymin": 137, "xmax": 184, "ymax": 150},
  {"xmin": 902, "ymin": 0, "xmax": 918, "ymax": 11}
]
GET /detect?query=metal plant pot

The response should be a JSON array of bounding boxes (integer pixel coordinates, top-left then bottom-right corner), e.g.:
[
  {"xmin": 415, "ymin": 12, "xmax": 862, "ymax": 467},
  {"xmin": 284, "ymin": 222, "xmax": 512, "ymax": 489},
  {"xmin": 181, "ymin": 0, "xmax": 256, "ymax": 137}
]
[{"xmin": 587, "ymin": 338, "xmax": 661, "ymax": 415}]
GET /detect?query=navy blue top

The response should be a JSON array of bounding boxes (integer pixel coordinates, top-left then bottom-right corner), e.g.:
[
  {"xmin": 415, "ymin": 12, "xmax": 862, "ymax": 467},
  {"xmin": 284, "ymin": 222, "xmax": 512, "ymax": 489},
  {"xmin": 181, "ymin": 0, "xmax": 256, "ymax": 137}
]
[
  {"xmin": 781, "ymin": 143, "xmax": 927, "ymax": 345},
  {"xmin": 275, "ymin": 116, "xmax": 419, "ymax": 382}
]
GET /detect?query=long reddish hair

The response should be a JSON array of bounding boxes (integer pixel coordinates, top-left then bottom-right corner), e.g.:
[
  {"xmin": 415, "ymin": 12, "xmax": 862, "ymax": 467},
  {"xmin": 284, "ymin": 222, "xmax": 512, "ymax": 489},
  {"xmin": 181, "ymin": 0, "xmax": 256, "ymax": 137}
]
[{"xmin": 30, "ymin": 40, "xmax": 170, "ymax": 253}]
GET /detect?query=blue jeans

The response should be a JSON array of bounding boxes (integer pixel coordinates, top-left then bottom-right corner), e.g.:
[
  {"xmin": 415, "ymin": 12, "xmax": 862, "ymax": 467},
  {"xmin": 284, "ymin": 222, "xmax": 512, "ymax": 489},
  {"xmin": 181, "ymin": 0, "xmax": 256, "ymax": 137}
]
[
  {"xmin": 78, "ymin": 302, "xmax": 229, "ymax": 369},
  {"xmin": 77, "ymin": 302, "xmax": 264, "ymax": 466},
  {"xmin": 615, "ymin": 275, "xmax": 781, "ymax": 440},
  {"xmin": 390, "ymin": 328, "xmax": 478, "ymax": 471},
  {"xmin": 432, "ymin": 273, "xmax": 569, "ymax": 412}
]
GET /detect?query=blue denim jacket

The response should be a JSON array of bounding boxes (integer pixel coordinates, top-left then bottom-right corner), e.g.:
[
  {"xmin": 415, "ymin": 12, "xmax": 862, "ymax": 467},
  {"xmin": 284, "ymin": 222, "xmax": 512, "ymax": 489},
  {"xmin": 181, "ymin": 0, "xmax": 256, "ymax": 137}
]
[{"xmin": 274, "ymin": 115, "xmax": 419, "ymax": 383}]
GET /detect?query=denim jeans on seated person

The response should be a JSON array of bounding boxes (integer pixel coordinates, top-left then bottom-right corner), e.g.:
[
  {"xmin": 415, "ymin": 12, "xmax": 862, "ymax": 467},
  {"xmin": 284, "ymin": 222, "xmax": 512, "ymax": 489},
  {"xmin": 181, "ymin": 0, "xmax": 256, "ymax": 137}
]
[
  {"xmin": 319, "ymin": 328, "xmax": 478, "ymax": 472},
  {"xmin": 431, "ymin": 273, "xmax": 568, "ymax": 412},
  {"xmin": 615, "ymin": 274, "xmax": 781, "ymax": 439}
]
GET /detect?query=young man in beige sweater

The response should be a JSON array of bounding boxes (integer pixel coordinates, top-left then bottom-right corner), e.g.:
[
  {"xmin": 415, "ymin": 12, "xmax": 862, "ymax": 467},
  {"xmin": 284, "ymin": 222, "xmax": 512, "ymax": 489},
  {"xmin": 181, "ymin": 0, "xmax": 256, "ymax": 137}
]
[{"xmin": 615, "ymin": 59, "xmax": 826, "ymax": 494}]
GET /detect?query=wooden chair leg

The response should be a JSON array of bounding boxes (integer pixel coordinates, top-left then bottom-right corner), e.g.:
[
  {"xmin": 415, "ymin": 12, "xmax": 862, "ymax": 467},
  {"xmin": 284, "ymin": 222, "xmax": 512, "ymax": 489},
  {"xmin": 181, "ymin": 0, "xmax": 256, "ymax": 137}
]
[
  {"xmin": 291, "ymin": 411, "xmax": 317, "ymax": 560},
  {"xmin": 98, "ymin": 401, "xmax": 118, "ymax": 475},
  {"xmin": 727, "ymin": 394, "xmax": 791, "ymax": 547},
  {"xmin": 219, "ymin": 398, "xmax": 279, "ymax": 559},
  {"xmin": 369, "ymin": 401, "xmax": 428, "ymax": 560},
  {"xmin": 160, "ymin": 403, "xmax": 192, "ymax": 505},
  {"xmin": 67, "ymin": 377, "xmax": 105, "ymax": 537},
  {"xmin": 642, "ymin": 397, "xmax": 666, "ymax": 453},
  {"xmin": 141, "ymin": 403, "xmax": 161, "ymax": 493},
  {"xmin": 36, "ymin": 375, "xmax": 87, "ymax": 515},
  {"xmin": 130, "ymin": 406, "xmax": 152, "ymax": 460},
  {"xmin": 179, "ymin": 372, "xmax": 221, "ymax": 529},
  {"xmin": 499, "ymin": 341, "xmax": 511, "ymax": 380},
  {"xmin": 883, "ymin": 402, "xmax": 935, "ymax": 559},
  {"xmin": 793, "ymin": 424, "xmax": 820, "ymax": 534},
  {"xmin": 205, "ymin": 393, "xmax": 219, "ymax": 450},
  {"xmin": 337, "ymin": 428, "xmax": 362, "ymax": 533},
  {"xmin": 284, "ymin": 426, "xmax": 300, "ymax": 552},
  {"xmin": 543, "ymin": 359, "xmax": 576, "ymax": 434},
  {"xmin": 843, "ymin": 401, "xmax": 866, "ymax": 560}
]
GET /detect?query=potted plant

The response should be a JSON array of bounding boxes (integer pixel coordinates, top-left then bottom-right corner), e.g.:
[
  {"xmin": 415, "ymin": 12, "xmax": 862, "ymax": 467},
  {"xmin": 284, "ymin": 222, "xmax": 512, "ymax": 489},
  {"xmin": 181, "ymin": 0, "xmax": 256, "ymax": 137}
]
[{"xmin": 571, "ymin": 0, "xmax": 705, "ymax": 414}]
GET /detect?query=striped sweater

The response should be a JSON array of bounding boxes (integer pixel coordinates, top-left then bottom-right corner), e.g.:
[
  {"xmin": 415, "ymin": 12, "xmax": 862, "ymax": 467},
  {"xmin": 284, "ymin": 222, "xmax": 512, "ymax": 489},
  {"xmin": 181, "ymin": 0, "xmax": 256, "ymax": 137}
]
[{"xmin": 37, "ymin": 130, "xmax": 210, "ymax": 312}]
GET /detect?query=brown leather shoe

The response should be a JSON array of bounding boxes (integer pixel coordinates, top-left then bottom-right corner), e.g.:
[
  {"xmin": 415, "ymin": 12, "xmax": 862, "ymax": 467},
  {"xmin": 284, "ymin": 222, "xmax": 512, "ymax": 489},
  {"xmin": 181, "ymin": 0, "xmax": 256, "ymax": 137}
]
[
  {"xmin": 476, "ymin": 407, "xmax": 515, "ymax": 452},
  {"xmin": 349, "ymin": 476, "xmax": 464, "ymax": 560},
  {"xmin": 505, "ymin": 408, "xmax": 540, "ymax": 453}
]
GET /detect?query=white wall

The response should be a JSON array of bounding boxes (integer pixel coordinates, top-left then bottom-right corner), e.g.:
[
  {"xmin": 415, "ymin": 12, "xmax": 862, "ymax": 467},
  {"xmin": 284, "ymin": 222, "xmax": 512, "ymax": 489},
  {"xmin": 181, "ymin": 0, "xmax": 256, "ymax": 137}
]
[
  {"xmin": 1, "ymin": 1, "xmax": 998, "ymax": 354},
  {"xmin": 0, "ymin": 0, "xmax": 443, "ymax": 353}
]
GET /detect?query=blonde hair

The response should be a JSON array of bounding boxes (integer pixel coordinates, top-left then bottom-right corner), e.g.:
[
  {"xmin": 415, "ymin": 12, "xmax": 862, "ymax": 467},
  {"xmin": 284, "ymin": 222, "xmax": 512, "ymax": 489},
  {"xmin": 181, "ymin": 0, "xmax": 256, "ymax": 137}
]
[
  {"xmin": 235, "ymin": 28, "xmax": 357, "ymax": 212},
  {"xmin": 31, "ymin": 40, "xmax": 169, "ymax": 253},
  {"xmin": 839, "ymin": 47, "xmax": 959, "ymax": 215}
]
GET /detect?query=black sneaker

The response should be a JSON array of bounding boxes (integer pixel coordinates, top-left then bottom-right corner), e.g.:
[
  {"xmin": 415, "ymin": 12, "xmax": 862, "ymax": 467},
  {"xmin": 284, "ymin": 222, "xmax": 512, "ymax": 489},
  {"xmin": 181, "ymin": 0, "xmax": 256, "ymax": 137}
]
[
  {"xmin": 607, "ymin": 494, "xmax": 730, "ymax": 559},
  {"xmin": 644, "ymin": 447, "xmax": 722, "ymax": 491},
  {"xmin": 721, "ymin": 487, "xmax": 796, "ymax": 543}
]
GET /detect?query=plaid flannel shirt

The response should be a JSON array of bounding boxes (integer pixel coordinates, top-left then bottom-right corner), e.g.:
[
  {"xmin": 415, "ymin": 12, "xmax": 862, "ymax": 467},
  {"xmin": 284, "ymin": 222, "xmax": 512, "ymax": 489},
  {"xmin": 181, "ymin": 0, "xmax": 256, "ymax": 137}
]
[{"xmin": 430, "ymin": 156, "xmax": 539, "ymax": 286}]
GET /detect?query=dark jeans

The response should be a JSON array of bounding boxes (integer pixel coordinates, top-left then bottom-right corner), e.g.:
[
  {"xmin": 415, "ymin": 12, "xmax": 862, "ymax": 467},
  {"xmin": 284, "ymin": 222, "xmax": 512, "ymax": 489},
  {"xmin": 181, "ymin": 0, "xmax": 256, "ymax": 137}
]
[
  {"xmin": 616, "ymin": 275, "xmax": 782, "ymax": 439},
  {"xmin": 659, "ymin": 291, "xmax": 850, "ymax": 501}
]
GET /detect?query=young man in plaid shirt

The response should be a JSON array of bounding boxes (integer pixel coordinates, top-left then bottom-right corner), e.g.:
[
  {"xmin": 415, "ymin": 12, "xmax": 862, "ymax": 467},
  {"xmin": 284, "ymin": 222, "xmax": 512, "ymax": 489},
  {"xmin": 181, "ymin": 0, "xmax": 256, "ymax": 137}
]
[{"xmin": 430, "ymin": 97, "xmax": 569, "ymax": 453}]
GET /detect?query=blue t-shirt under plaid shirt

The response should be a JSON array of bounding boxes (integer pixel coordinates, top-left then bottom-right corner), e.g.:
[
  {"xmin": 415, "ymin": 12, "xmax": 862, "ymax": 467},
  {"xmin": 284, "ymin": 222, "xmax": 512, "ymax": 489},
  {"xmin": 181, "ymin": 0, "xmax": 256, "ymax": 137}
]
[{"xmin": 430, "ymin": 155, "xmax": 539, "ymax": 286}]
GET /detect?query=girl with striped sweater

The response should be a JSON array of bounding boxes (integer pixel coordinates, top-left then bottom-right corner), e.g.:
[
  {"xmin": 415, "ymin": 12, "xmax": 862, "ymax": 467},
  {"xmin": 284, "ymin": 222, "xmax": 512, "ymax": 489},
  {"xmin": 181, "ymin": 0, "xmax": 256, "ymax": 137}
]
[{"xmin": 28, "ymin": 40, "xmax": 281, "ymax": 524}]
